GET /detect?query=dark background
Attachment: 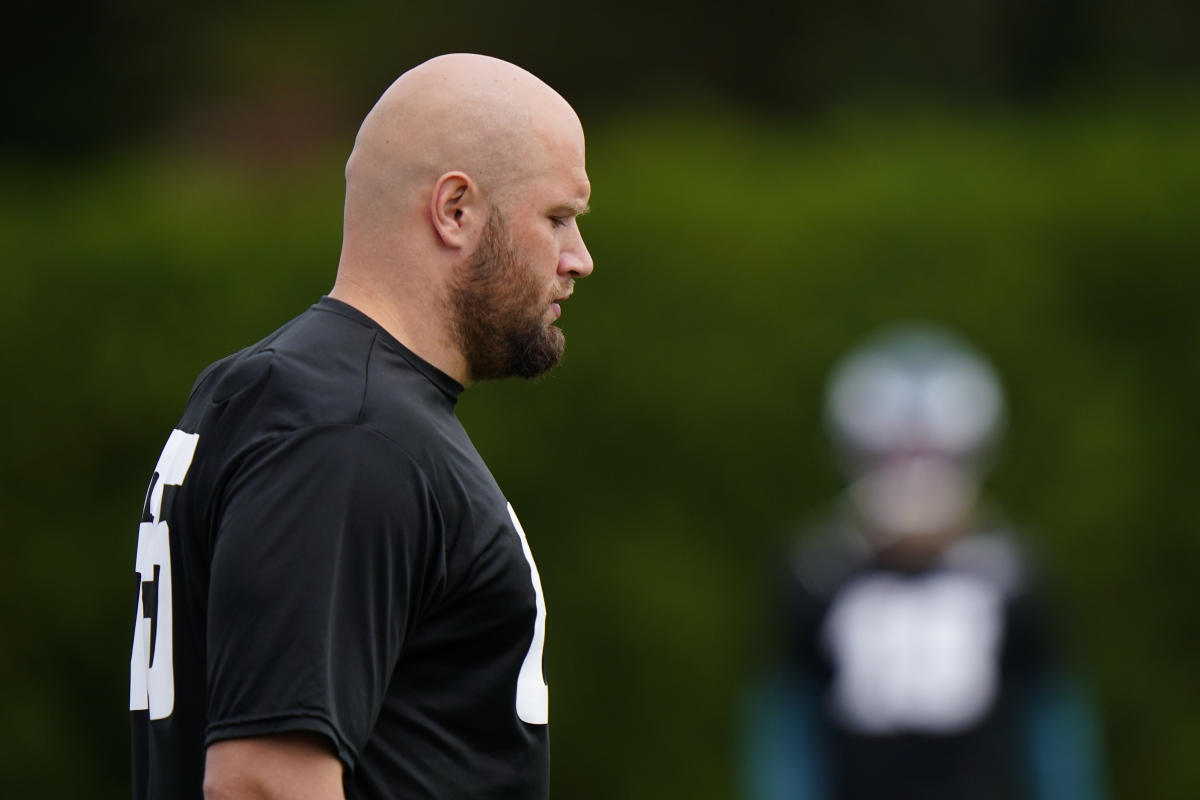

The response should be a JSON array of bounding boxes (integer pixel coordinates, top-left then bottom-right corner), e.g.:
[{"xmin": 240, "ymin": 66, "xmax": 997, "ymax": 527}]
[{"xmin": 2, "ymin": 1, "xmax": 1198, "ymax": 797}]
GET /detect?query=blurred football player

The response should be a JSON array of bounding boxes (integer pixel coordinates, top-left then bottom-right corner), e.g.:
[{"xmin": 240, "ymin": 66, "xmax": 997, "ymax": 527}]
[{"xmin": 743, "ymin": 324, "xmax": 1106, "ymax": 800}]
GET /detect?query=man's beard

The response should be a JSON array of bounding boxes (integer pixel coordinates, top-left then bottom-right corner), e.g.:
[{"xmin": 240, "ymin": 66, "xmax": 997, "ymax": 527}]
[{"xmin": 448, "ymin": 207, "xmax": 566, "ymax": 382}]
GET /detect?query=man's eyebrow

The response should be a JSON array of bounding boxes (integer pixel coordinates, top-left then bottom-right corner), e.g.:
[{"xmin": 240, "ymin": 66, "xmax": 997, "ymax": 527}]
[{"xmin": 555, "ymin": 200, "xmax": 590, "ymax": 216}]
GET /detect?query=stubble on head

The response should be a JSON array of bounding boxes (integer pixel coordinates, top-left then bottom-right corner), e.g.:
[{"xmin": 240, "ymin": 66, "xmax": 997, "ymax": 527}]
[{"xmin": 447, "ymin": 207, "xmax": 566, "ymax": 383}]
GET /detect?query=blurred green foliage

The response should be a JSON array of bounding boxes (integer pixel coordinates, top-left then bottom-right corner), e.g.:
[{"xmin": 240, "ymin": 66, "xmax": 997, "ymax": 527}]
[
  {"xmin": 2, "ymin": 97, "xmax": 1199, "ymax": 799},
  {"xmin": 7, "ymin": 0, "xmax": 1199, "ymax": 154}
]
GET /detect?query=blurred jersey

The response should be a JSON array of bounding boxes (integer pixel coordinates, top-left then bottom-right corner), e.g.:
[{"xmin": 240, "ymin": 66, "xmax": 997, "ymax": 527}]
[
  {"xmin": 779, "ymin": 515, "xmax": 1045, "ymax": 800},
  {"xmin": 745, "ymin": 507, "xmax": 1106, "ymax": 800}
]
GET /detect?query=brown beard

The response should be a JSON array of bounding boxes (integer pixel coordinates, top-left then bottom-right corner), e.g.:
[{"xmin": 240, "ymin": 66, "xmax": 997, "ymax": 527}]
[{"xmin": 448, "ymin": 207, "xmax": 565, "ymax": 382}]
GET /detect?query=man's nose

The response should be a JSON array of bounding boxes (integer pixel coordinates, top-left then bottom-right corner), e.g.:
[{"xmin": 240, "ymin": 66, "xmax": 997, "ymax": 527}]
[{"xmin": 559, "ymin": 228, "xmax": 594, "ymax": 278}]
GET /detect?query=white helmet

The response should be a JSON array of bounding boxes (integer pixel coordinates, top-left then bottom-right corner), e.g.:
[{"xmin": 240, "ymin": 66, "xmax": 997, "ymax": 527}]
[
  {"xmin": 825, "ymin": 323, "xmax": 1006, "ymax": 475},
  {"xmin": 824, "ymin": 324, "xmax": 1006, "ymax": 540}
]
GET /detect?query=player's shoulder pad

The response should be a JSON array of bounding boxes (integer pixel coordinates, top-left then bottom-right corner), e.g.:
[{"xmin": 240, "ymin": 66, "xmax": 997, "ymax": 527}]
[
  {"xmin": 788, "ymin": 515, "xmax": 872, "ymax": 598},
  {"xmin": 942, "ymin": 530, "xmax": 1027, "ymax": 597}
]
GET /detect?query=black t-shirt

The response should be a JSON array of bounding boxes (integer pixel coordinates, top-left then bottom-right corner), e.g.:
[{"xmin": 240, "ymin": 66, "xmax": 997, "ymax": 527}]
[{"xmin": 129, "ymin": 297, "xmax": 550, "ymax": 799}]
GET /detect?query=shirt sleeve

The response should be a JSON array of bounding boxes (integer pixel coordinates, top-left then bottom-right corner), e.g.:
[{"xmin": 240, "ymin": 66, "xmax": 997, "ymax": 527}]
[{"xmin": 203, "ymin": 424, "xmax": 441, "ymax": 769}]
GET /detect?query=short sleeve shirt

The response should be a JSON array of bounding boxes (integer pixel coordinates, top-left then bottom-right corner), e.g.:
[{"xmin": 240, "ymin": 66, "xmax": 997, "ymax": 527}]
[{"xmin": 130, "ymin": 297, "xmax": 550, "ymax": 799}]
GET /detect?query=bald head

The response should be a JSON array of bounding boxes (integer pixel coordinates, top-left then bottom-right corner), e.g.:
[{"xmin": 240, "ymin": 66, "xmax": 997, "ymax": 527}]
[{"xmin": 345, "ymin": 54, "xmax": 580, "ymax": 213}]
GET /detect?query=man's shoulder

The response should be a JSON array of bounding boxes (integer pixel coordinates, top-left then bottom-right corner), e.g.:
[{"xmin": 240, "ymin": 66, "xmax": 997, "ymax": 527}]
[
  {"xmin": 190, "ymin": 304, "xmax": 370, "ymax": 423},
  {"xmin": 180, "ymin": 300, "xmax": 463, "ymax": 473}
]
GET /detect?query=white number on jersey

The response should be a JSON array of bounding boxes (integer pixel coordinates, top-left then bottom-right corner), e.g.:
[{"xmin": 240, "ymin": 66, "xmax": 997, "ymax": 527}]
[
  {"xmin": 129, "ymin": 429, "xmax": 199, "ymax": 720},
  {"xmin": 507, "ymin": 503, "xmax": 548, "ymax": 725},
  {"xmin": 822, "ymin": 572, "xmax": 1002, "ymax": 734}
]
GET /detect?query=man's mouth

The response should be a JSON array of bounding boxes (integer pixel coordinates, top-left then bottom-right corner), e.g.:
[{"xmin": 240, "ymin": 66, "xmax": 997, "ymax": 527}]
[{"xmin": 549, "ymin": 286, "xmax": 574, "ymax": 320}]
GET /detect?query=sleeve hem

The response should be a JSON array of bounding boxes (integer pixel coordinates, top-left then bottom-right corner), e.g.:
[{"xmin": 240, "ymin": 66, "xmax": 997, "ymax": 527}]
[{"xmin": 205, "ymin": 711, "xmax": 358, "ymax": 771}]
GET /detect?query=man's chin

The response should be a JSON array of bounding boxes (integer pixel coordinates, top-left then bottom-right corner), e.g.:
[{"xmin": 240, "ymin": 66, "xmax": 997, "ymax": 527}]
[{"xmin": 511, "ymin": 330, "xmax": 565, "ymax": 380}]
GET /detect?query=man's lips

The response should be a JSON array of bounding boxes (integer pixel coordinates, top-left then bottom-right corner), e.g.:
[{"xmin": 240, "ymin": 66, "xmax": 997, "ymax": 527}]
[{"xmin": 550, "ymin": 288, "xmax": 573, "ymax": 321}]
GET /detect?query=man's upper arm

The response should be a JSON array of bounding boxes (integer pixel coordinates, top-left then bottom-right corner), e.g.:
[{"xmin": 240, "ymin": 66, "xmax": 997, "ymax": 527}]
[
  {"xmin": 206, "ymin": 424, "xmax": 438, "ymax": 767},
  {"xmin": 204, "ymin": 732, "xmax": 343, "ymax": 800}
]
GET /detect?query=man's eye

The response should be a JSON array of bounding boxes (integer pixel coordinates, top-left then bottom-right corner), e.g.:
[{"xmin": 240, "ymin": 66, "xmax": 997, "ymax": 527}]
[{"xmin": 549, "ymin": 216, "xmax": 567, "ymax": 229}]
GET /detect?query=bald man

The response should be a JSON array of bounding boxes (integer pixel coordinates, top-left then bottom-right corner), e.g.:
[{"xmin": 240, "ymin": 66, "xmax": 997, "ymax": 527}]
[{"xmin": 129, "ymin": 54, "xmax": 593, "ymax": 800}]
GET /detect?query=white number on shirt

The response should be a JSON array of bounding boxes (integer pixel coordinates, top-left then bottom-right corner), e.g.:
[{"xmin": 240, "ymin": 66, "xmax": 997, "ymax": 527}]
[
  {"xmin": 822, "ymin": 572, "xmax": 1002, "ymax": 734},
  {"xmin": 129, "ymin": 429, "xmax": 199, "ymax": 720},
  {"xmin": 507, "ymin": 503, "xmax": 548, "ymax": 725}
]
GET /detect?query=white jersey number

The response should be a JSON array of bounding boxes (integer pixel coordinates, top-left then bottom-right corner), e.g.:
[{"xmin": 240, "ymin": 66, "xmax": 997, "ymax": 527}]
[
  {"xmin": 822, "ymin": 572, "xmax": 1002, "ymax": 734},
  {"xmin": 129, "ymin": 429, "xmax": 199, "ymax": 720},
  {"xmin": 507, "ymin": 503, "xmax": 548, "ymax": 725}
]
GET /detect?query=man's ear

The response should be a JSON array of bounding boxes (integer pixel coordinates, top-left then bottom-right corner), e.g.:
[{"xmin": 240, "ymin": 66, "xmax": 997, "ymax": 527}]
[{"xmin": 431, "ymin": 171, "xmax": 484, "ymax": 249}]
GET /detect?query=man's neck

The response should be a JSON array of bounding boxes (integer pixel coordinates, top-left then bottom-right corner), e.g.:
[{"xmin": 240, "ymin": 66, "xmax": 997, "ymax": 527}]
[{"xmin": 328, "ymin": 280, "xmax": 470, "ymax": 385}]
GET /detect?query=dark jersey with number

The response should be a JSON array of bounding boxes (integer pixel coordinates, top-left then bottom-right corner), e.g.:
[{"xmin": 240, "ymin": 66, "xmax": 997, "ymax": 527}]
[
  {"xmin": 129, "ymin": 297, "xmax": 550, "ymax": 800},
  {"xmin": 778, "ymin": 521, "xmax": 1048, "ymax": 800}
]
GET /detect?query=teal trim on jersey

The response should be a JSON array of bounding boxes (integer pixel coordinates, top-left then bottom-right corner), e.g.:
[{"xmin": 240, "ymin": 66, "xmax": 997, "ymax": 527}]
[
  {"xmin": 1026, "ymin": 673, "xmax": 1109, "ymax": 800},
  {"xmin": 741, "ymin": 670, "xmax": 828, "ymax": 800}
]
